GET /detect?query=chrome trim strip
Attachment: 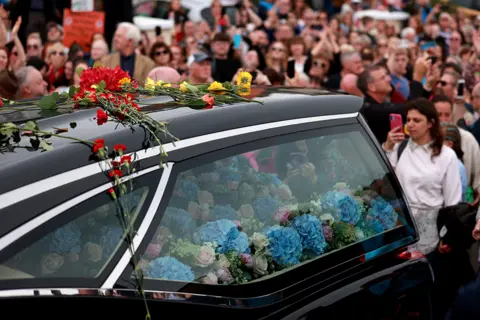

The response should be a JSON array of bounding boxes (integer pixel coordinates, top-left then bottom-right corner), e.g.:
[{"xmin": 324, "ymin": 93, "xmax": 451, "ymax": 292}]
[
  {"xmin": 0, "ymin": 112, "xmax": 358, "ymax": 210},
  {"xmin": 101, "ymin": 163, "xmax": 173, "ymax": 288},
  {"xmin": 0, "ymin": 165, "xmax": 160, "ymax": 252}
]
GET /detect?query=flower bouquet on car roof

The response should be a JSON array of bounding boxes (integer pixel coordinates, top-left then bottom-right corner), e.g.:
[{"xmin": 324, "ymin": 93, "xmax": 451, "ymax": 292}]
[{"xmin": 0, "ymin": 65, "xmax": 259, "ymax": 156}]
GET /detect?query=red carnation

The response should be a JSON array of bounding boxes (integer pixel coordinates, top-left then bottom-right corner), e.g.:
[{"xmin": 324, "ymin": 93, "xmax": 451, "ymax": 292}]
[
  {"xmin": 114, "ymin": 144, "xmax": 127, "ymax": 153},
  {"xmin": 111, "ymin": 160, "xmax": 121, "ymax": 167},
  {"xmin": 79, "ymin": 66, "xmax": 131, "ymax": 92},
  {"xmin": 121, "ymin": 155, "xmax": 132, "ymax": 164},
  {"xmin": 109, "ymin": 169, "xmax": 123, "ymax": 179},
  {"xmin": 92, "ymin": 138, "xmax": 105, "ymax": 153},
  {"xmin": 96, "ymin": 109, "xmax": 108, "ymax": 125}
]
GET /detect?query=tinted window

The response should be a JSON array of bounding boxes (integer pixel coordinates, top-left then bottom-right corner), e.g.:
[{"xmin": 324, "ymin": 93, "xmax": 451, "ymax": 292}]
[
  {"xmin": 135, "ymin": 128, "xmax": 413, "ymax": 286},
  {"xmin": 0, "ymin": 171, "xmax": 161, "ymax": 281}
]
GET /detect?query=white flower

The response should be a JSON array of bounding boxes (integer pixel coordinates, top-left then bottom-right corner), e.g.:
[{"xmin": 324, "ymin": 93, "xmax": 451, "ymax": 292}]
[
  {"xmin": 215, "ymin": 267, "xmax": 234, "ymax": 283},
  {"xmin": 319, "ymin": 213, "xmax": 335, "ymax": 225},
  {"xmin": 355, "ymin": 228, "xmax": 365, "ymax": 241},
  {"xmin": 195, "ymin": 245, "xmax": 215, "ymax": 267},
  {"xmin": 252, "ymin": 253, "xmax": 268, "ymax": 276},
  {"xmin": 216, "ymin": 254, "xmax": 231, "ymax": 268},
  {"xmin": 250, "ymin": 232, "xmax": 269, "ymax": 251},
  {"xmin": 200, "ymin": 272, "xmax": 218, "ymax": 284}
]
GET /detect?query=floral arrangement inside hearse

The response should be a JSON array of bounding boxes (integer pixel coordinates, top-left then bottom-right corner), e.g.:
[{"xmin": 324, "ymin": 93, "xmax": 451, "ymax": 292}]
[{"xmin": 138, "ymin": 155, "xmax": 401, "ymax": 285}]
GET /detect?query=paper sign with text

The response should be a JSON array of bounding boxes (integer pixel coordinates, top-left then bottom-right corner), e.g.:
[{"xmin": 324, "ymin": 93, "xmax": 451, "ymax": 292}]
[
  {"xmin": 63, "ymin": 9, "xmax": 105, "ymax": 52},
  {"xmin": 71, "ymin": 0, "xmax": 94, "ymax": 12}
]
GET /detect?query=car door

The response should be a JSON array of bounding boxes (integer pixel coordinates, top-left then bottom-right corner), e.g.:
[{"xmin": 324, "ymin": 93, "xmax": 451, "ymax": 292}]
[
  {"xmin": 0, "ymin": 164, "xmax": 164, "ymax": 291},
  {"xmin": 111, "ymin": 121, "xmax": 423, "ymax": 319}
]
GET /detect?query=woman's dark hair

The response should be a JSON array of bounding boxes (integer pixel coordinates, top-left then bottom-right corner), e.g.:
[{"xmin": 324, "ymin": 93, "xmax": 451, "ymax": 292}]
[
  {"xmin": 405, "ymin": 98, "xmax": 443, "ymax": 158},
  {"xmin": 149, "ymin": 42, "xmax": 172, "ymax": 63},
  {"xmin": 441, "ymin": 123, "xmax": 464, "ymax": 161}
]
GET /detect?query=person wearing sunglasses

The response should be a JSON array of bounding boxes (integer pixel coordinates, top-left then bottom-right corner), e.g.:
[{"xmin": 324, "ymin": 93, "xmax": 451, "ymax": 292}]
[
  {"xmin": 149, "ymin": 42, "xmax": 172, "ymax": 67},
  {"xmin": 26, "ymin": 33, "xmax": 43, "ymax": 59}
]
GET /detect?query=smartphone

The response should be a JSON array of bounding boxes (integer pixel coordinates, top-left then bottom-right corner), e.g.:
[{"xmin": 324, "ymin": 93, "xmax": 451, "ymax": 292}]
[
  {"xmin": 428, "ymin": 55, "xmax": 438, "ymax": 64},
  {"xmin": 390, "ymin": 113, "xmax": 403, "ymax": 131},
  {"xmin": 233, "ymin": 34, "xmax": 242, "ymax": 49},
  {"xmin": 457, "ymin": 79, "xmax": 465, "ymax": 99},
  {"xmin": 421, "ymin": 41, "xmax": 436, "ymax": 52},
  {"xmin": 250, "ymin": 71, "xmax": 258, "ymax": 82}
]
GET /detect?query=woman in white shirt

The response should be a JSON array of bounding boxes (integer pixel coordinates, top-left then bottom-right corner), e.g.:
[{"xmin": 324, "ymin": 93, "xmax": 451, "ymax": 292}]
[{"xmin": 383, "ymin": 98, "xmax": 462, "ymax": 255}]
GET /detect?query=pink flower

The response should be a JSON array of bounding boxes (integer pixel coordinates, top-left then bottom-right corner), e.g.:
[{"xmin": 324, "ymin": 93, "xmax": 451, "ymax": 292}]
[
  {"xmin": 202, "ymin": 94, "xmax": 214, "ymax": 109},
  {"xmin": 241, "ymin": 254, "xmax": 253, "ymax": 267},
  {"xmin": 274, "ymin": 207, "xmax": 291, "ymax": 224},
  {"xmin": 145, "ymin": 243, "xmax": 162, "ymax": 260}
]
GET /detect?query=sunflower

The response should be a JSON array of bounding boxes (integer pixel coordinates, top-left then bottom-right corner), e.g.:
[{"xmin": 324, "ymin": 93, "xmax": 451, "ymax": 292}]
[
  {"xmin": 238, "ymin": 85, "xmax": 251, "ymax": 96},
  {"xmin": 236, "ymin": 71, "xmax": 253, "ymax": 87}
]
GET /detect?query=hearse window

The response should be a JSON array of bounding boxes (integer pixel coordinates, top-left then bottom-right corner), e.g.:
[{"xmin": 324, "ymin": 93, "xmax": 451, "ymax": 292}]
[
  {"xmin": 0, "ymin": 173, "xmax": 156, "ymax": 281},
  {"xmin": 136, "ymin": 129, "xmax": 412, "ymax": 286}
]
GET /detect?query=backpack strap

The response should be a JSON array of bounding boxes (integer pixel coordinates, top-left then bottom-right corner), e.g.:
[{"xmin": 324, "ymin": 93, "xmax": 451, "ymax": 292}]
[{"xmin": 397, "ymin": 139, "xmax": 409, "ymax": 162}]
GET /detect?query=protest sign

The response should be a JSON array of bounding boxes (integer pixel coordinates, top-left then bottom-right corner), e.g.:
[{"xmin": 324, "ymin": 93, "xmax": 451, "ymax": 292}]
[{"xmin": 63, "ymin": 9, "xmax": 105, "ymax": 52}]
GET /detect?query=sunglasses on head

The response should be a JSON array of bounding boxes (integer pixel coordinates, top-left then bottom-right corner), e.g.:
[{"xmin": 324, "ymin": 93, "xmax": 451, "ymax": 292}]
[{"xmin": 154, "ymin": 50, "xmax": 169, "ymax": 56}]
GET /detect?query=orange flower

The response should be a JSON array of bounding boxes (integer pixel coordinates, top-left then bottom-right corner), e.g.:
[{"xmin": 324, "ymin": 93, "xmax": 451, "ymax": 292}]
[{"xmin": 202, "ymin": 94, "xmax": 214, "ymax": 109}]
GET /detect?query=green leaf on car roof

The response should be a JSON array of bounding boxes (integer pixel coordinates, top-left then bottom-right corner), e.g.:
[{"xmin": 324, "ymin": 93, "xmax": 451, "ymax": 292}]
[
  {"xmin": 38, "ymin": 93, "xmax": 59, "ymax": 110},
  {"xmin": 70, "ymin": 121, "xmax": 77, "ymax": 129},
  {"xmin": 23, "ymin": 121, "xmax": 38, "ymax": 131},
  {"xmin": 40, "ymin": 139, "xmax": 53, "ymax": 151}
]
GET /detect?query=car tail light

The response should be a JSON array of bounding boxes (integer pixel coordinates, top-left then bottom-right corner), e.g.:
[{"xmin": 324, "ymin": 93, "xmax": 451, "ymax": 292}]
[{"xmin": 396, "ymin": 249, "xmax": 425, "ymax": 260}]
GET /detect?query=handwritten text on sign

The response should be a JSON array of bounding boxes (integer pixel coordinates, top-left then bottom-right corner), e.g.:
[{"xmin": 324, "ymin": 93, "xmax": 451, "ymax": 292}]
[{"xmin": 63, "ymin": 9, "xmax": 105, "ymax": 52}]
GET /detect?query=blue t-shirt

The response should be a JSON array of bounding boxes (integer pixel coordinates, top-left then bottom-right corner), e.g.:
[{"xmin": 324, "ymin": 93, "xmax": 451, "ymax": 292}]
[{"xmin": 458, "ymin": 159, "xmax": 467, "ymax": 202}]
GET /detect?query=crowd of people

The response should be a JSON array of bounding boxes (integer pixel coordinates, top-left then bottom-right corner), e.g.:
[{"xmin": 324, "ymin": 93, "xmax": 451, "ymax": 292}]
[{"xmin": 1, "ymin": 0, "xmax": 480, "ymax": 318}]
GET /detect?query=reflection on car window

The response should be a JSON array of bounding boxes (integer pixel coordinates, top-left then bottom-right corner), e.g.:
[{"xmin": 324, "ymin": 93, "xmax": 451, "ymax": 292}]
[
  {"xmin": 0, "ymin": 187, "xmax": 149, "ymax": 279},
  {"xmin": 138, "ymin": 130, "xmax": 409, "ymax": 285}
]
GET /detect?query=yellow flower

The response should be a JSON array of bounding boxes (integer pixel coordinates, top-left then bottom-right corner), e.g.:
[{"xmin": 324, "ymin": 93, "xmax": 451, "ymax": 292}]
[
  {"xmin": 145, "ymin": 77, "xmax": 156, "ymax": 90},
  {"xmin": 208, "ymin": 81, "xmax": 227, "ymax": 92},
  {"xmin": 118, "ymin": 77, "xmax": 131, "ymax": 86},
  {"xmin": 179, "ymin": 81, "xmax": 189, "ymax": 93},
  {"xmin": 156, "ymin": 80, "xmax": 171, "ymax": 87},
  {"xmin": 238, "ymin": 85, "xmax": 251, "ymax": 96},
  {"xmin": 237, "ymin": 71, "xmax": 253, "ymax": 87}
]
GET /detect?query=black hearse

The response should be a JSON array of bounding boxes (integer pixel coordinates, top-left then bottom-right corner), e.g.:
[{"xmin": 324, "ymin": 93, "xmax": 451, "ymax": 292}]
[{"xmin": 0, "ymin": 87, "xmax": 433, "ymax": 319}]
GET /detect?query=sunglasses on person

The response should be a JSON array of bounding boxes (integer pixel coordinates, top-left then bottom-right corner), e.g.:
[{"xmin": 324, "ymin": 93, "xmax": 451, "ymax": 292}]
[
  {"xmin": 437, "ymin": 80, "xmax": 450, "ymax": 87},
  {"xmin": 154, "ymin": 50, "xmax": 169, "ymax": 56},
  {"xmin": 27, "ymin": 44, "xmax": 39, "ymax": 50},
  {"xmin": 50, "ymin": 51, "xmax": 65, "ymax": 56}
]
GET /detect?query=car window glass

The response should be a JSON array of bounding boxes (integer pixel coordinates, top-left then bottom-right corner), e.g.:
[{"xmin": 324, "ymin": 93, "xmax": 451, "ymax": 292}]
[
  {"xmin": 136, "ymin": 129, "xmax": 411, "ymax": 286},
  {"xmin": 0, "ymin": 186, "xmax": 150, "ymax": 280}
]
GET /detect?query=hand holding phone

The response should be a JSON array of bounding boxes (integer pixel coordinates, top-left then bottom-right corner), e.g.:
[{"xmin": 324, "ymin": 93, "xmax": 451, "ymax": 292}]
[{"xmin": 389, "ymin": 113, "xmax": 403, "ymax": 131}]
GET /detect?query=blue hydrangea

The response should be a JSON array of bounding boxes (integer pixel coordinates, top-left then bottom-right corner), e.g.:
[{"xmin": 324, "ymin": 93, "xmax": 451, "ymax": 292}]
[
  {"xmin": 218, "ymin": 169, "xmax": 242, "ymax": 184},
  {"xmin": 146, "ymin": 256, "xmax": 194, "ymax": 281},
  {"xmin": 211, "ymin": 205, "xmax": 238, "ymax": 221},
  {"xmin": 161, "ymin": 207, "xmax": 196, "ymax": 239},
  {"xmin": 258, "ymin": 173, "xmax": 283, "ymax": 187},
  {"xmin": 193, "ymin": 219, "xmax": 237, "ymax": 247},
  {"xmin": 217, "ymin": 227, "xmax": 250, "ymax": 254},
  {"xmin": 364, "ymin": 219, "xmax": 384, "ymax": 234},
  {"xmin": 265, "ymin": 226, "xmax": 303, "ymax": 266},
  {"xmin": 253, "ymin": 196, "xmax": 280, "ymax": 223},
  {"xmin": 100, "ymin": 226, "xmax": 124, "ymax": 260},
  {"xmin": 367, "ymin": 197, "xmax": 398, "ymax": 231},
  {"xmin": 180, "ymin": 180, "xmax": 199, "ymax": 202},
  {"xmin": 291, "ymin": 214, "xmax": 327, "ymax": 255},
  {"xmin": 322, "ymin": 191, "xmax": 361, "ymax": 225},
  {"xmin": 49, "ymin": 222, "xmax": 82, "ymax": 255}
]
